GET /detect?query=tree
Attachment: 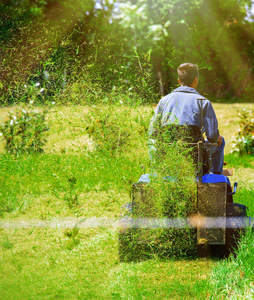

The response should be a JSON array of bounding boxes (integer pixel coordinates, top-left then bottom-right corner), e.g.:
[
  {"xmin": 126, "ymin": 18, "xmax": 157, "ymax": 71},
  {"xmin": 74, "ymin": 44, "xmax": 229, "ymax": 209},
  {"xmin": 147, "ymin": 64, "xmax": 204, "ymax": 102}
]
[
  {"xmin": 113, "ymin": 0, "xmax": 254, "ymax": 99},
  {"xmin": 1, "ymin": 0, "xmax": 254, "ymax": 103},
  {"xmin": 0, "ymin": 0, "xmax": 117, "ymax": 103}
]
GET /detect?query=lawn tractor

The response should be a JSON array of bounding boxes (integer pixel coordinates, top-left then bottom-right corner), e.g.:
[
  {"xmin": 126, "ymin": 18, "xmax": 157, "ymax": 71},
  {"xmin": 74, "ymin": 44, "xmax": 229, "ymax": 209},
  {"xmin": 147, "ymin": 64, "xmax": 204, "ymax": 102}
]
[{"xmin": 118, "ymin": 99, "xmax": 251, "ymax": 262}]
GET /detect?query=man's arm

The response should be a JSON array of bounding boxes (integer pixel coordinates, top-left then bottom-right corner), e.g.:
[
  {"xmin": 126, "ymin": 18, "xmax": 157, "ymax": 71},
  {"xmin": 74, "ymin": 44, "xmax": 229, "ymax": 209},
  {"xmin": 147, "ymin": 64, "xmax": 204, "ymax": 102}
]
[{"xmin": 203, "ymin": 101, "xmax": 220, "ymax": 143}]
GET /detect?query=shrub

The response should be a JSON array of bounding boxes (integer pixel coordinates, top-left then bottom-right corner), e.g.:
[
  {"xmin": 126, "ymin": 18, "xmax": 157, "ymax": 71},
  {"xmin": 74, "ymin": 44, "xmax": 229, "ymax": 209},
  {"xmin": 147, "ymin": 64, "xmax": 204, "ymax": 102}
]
[
  {"xmin": 0, "ymin": 102, "xmax": 49, "ymax": 155},
  {"xmin": 85, "ymin": 105, "xmax": 152, "ymax": 156},
  {"xmin": 231, "ymin": 108, "xmax": 254, "ymax": 155}
]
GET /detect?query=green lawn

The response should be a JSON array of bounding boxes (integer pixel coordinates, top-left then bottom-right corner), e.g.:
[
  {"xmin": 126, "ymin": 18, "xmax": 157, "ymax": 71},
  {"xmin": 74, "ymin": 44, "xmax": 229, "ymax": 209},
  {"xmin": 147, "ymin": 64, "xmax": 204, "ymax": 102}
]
[{"xmin": 0, "ymin": 102, "xmax": 253, "ymax": 299}]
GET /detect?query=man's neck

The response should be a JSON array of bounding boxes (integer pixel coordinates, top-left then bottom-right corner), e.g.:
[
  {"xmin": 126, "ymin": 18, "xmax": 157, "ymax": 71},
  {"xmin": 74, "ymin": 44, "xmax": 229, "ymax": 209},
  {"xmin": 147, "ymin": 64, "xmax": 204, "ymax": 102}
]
[{"xmin": 180, "ymin": 84, "xmax": 196, "ymax": 89}]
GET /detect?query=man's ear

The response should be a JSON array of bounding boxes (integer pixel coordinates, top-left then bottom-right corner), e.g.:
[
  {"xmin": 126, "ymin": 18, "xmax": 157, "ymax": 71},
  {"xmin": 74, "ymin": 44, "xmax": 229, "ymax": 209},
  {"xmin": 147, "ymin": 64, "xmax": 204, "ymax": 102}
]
[
  {"xmin": 190, "ymin": 77, "xmax": 198, "ymax": 88},
  {"xmin": 178, "ymin": 78, "xmax": 181, "ymax": 85}
]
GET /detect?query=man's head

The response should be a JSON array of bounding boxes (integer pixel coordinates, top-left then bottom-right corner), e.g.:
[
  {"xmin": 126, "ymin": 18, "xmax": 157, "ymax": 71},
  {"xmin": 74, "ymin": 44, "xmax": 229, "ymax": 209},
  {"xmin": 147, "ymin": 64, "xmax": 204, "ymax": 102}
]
[{"xmin": 177, "ymin": 63, "xmax": 199, "ymax": 88}]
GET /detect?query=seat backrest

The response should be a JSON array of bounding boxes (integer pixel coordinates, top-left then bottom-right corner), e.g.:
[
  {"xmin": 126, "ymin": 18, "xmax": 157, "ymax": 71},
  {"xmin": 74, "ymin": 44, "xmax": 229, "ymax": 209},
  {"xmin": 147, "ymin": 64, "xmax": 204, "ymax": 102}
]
[
  {"xmin": 159, "ymin": 124, "xmax": 202, "ymax": 143},
  {"xmin": 157, "ymin": 124, "xmax": 211, "ymax": 175}
]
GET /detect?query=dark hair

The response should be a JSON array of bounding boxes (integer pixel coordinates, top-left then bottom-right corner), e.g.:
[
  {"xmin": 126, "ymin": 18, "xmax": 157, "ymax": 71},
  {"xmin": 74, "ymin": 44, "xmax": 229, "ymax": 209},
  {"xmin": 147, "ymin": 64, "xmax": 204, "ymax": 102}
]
[{"xmin": 177, "ymin": 63, "xmax": 199, "ymax": 86}]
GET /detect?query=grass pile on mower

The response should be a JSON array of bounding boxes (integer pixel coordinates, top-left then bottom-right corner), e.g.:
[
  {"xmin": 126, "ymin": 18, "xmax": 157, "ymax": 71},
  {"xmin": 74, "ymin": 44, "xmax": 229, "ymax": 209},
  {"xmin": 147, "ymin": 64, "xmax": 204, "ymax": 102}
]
[{"xmin": 118, "ymin": 102, "xmax": 251, "ymax": 262}]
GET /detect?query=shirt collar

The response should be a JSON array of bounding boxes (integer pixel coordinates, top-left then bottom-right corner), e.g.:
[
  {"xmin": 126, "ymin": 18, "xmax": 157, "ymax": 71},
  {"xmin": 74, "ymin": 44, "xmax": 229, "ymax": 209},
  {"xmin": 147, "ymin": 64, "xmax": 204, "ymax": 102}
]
[{"xmin": 172, "ymin": 86, "xmax": 201, "ymax": 95}]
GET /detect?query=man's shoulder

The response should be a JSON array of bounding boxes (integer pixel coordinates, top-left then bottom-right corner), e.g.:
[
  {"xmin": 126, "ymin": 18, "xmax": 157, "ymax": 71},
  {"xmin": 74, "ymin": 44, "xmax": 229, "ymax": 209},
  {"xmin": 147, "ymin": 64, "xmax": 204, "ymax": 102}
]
[
  {"xmin": 158, "ymin": 88, "xmax": 212, "ymax": 107},
  {"xmin": 172, "ymin": 87, "xmax": 213, "ymax": 105},
  {"xmin": 158, "ymin": 93, "xmax": 174, "ymax": 106}
]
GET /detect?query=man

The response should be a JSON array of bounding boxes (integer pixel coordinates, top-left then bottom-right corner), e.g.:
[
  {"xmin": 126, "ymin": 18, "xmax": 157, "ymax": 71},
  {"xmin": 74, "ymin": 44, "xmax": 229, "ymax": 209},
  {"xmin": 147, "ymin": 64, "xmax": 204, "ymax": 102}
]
[{"xmin": 149, "ymin": 62, "xmax": 225, "ymax": 174}]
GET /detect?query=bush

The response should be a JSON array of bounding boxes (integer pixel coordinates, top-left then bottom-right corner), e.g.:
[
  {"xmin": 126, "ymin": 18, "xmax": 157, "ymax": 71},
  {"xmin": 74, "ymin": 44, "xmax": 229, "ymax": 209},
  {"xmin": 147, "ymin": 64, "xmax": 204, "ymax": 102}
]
[
  {"xmin": 0, "ymin": 102, "xmax": 49, "ymax": 155},
  {"xmin": 232, "ymin": 108, "xmax": 254, "ymax": 155},
  {"xmin": 85, "ymin": 105, "xmax": 152, "ymax": 156}
]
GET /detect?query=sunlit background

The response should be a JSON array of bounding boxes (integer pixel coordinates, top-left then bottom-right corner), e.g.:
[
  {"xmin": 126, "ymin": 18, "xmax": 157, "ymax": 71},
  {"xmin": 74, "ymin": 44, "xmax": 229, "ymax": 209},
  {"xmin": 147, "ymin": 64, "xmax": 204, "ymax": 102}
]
[{"xmin": 1, "ymin": 0, "xmax": 254, "ymax": 103}]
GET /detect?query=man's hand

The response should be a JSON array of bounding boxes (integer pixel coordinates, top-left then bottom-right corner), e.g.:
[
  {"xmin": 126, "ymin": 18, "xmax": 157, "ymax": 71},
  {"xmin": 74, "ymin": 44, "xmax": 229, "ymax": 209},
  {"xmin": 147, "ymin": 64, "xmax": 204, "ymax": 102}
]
[{"xmin": 217, "ymin": 135, "xmax": 223, "ymax": 147}]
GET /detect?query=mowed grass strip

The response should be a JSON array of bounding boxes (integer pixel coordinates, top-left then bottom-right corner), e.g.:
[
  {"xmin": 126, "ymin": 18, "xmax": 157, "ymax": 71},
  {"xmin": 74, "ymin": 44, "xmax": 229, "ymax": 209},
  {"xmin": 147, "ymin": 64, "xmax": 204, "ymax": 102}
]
[{"xmin": 0, "ymin": 227, "xmax": 214, "ymax": 299}]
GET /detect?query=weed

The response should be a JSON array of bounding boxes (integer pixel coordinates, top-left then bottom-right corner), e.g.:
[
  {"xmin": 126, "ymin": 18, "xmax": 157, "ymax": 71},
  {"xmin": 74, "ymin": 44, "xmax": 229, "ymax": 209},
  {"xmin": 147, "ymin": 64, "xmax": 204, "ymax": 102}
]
[
  {"xmin": 64, "ymin": 227, "xmax": 79, "ymax": 238},
  {"xmin": 0, "ymin": 101, "xmax": 49, "ymax": 155},
  {"xmin": 63, "ymin": 176, "xmax": 79, "ymax": 208},
  {"xmin": 1, "ymin": 234, "xmax": 13, "ymax": 250},
  {"xmin": 64, "ymin": 227, "xmax": 80, "ymax": 250}
]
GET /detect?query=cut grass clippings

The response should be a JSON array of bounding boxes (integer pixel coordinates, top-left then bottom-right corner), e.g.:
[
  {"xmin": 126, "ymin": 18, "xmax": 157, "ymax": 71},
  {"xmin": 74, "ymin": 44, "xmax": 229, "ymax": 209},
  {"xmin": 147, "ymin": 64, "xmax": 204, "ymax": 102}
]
[{"xmin": 0, "ymin": 227, "xmax": 214, "ymax": 300}]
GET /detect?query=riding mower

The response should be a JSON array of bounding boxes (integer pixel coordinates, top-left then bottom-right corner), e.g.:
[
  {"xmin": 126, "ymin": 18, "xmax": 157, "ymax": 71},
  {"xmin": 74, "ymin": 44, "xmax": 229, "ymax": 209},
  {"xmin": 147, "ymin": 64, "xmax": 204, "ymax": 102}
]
[{"xmin": 118, "ymin": 99, "xmax": 251, "ymax": 262}]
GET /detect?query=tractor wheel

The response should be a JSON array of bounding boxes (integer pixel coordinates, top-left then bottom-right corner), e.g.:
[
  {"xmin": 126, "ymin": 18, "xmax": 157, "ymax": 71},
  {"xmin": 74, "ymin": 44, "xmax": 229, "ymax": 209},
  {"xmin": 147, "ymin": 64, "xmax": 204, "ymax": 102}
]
[{"xmin": 210, "ymin": 203, "xmax": 250, "ymax": 258}]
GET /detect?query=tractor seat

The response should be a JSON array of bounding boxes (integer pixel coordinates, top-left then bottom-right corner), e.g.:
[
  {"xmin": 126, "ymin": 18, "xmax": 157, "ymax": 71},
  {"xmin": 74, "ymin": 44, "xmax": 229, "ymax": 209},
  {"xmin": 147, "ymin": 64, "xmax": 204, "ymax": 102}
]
[
  {"xmin": 159, "ymin": 124, "xmax": 211, "ymax": 174},
  {"xmin": 159, "ymin": 124, "xmax": 202, "ymax": 143}
]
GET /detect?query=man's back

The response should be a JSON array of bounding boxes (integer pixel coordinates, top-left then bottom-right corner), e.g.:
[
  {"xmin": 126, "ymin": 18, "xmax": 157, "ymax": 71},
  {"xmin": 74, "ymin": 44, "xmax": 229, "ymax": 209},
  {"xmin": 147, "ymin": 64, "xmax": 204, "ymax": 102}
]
[
  {"xmin": 149, "ymin": 86, "xmax": 219, "ymax": 143},
  {"xmin": 149, "ymin": 62, "xmax": 225, "ymax": 174}
]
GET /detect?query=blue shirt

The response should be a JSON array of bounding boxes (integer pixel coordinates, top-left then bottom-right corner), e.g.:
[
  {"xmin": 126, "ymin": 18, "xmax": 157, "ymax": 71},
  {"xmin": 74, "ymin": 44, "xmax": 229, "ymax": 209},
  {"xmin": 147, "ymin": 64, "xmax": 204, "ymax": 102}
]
[{"xmin": 149, "ymin": 86, "xmax": 219, "ymax": 143}]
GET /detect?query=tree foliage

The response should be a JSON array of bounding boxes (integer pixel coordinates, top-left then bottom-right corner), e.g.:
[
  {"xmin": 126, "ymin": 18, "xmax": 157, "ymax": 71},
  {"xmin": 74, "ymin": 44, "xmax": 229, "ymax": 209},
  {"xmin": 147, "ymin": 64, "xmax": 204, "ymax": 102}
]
[
  {"xmin": 1, "ymin": 0, "xmax": 254, "ymax": 104},
  {"xmin": 115, "ymin": 0, "xmax": 254, "ymax": 98}
]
